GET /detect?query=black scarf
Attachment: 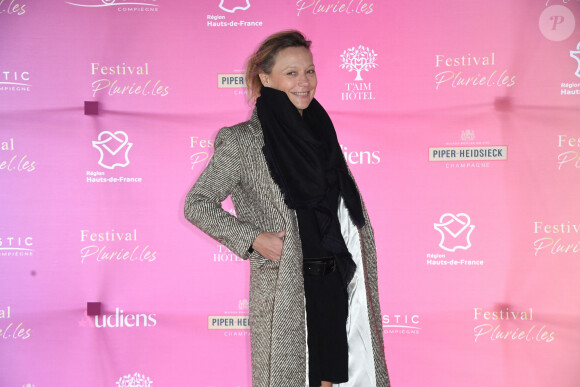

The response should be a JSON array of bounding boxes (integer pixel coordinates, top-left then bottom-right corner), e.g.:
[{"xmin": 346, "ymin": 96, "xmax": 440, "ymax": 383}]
[{"xmin": 257, "ymin": 87, "xmax": 365, "ymax": 286}]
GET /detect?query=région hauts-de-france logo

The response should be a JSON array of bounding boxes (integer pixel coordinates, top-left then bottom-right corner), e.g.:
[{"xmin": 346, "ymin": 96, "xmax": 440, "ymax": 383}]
[
  {"xmin": 434, "ymin": 213, "xmax": 475, "ymax": 252},
  {"xmin": 340, "ymin": 45, "xmax": 378, "ymax": 81},
  {"xmin": 219, "ymin": 0, "xmax": 250, "ymax": 13},
  {"xmin": 92, "ymin": 131, "xmax": 133, "ymax": 169},
  {"xmin": 116, "ymin": 372, "xmax": 153, "ymax": 387},
  {"xmin": 571, "ymin": 42, "xmax": 580, "ymax": 77}
]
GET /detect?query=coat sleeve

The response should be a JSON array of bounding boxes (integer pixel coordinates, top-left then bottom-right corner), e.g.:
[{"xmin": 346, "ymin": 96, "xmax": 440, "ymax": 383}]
[{"xmin": 184, "ymin": 126, "xmax": 262, "ymax": 259}]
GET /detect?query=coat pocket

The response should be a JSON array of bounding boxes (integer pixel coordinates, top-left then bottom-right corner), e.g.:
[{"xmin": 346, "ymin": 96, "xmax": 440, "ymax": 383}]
[{"xmin": 249, "ymin": 250, "xmax": 280, "ymax": 271}]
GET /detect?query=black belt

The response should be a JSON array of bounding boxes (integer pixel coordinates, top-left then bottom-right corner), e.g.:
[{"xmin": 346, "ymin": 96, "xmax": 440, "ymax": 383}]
[{"xmin": 303, "ymin": 256, "xmax": 336, "ymax": 276}]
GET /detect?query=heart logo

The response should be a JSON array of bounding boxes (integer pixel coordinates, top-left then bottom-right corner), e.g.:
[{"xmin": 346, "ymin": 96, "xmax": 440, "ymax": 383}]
[
  {"xmin": 96, "ymin": 131, "xmax": 129, "ymax": 155},
  {"xmin": 438, "ymin": 213, "xmax": 471, "ymax": 237},
  {"xmin": 433, "ymin": 212, "xmax": 475, "ymax": 252}
]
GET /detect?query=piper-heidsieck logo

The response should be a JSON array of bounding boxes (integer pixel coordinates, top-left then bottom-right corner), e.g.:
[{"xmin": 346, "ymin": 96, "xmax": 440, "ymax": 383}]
[
  {"xmin": 65, "ymin": 0, "xmax": 159, "ymax": 12},
  {"xmin": 80, "ymin": 228, "xmax": 157, "ymax": 264},
  {"xmin": 295, "ymin": 0, "xmax": 374, "ymax": 16},
  {"xmin": 1, "ymin": 138, "xmax": 36, "ymax": 173},
  {"xmin": 533, "ymin": 220, "xmax": 580, "ymax": 256},
  {"xmin": 429, "ymin": 130, "xmax": 507, "ymax": 169},
  {"xmin": 116, "ymin": 372, "xmax": 153, "ymax": 387},
  {"xmin": 339, "ymin": 45, "xmax": 377, "ymax": 101},
  {"xmin": 473, "ymin": 305, "xmax": 555, "ymax": 343},
  {"xmin": 0, "ymin": 236, "xmax": 34, "ymax": 257},
  {"xmin": 434, "ymin": 52, "xmax": 516, "ymax": 90},
  {"xmin": 557, "ymin": 134, "xmax": 580, "ymax": 170},
  {"xmin": 90, "ymin": 62, "xmax": 169, "ymax": 97},
  {"xmin": 208, "ymin": 299, "xmax": 250, "ymax": 337},
  {"xmin": 88, "ymin": 130, "xmax": 143, "ymax": 183},
  {"xmin": 0, "ymin": 0, "xmax": 27, "ymax": 15},
  {"xmin": 0, "ymin": 306, "xmax": 32, "ymax": 340},
  {"xmin": 0, "ymin": 71, "xmax": 30, "ymax": 92},
  {"xmin": 217, "ymin": 73, "xmax": 247, "ymax": 96},
  {"xmin": 426, "ymin": 213, "xmax": 484, "ymax": 267},
  {"xmin": 207, "ymin": 0, "xmax": 263, "ymax": 28},
  {"xmin": 382, "ymin": 313, "xmax": 421, "ymax": 335}
]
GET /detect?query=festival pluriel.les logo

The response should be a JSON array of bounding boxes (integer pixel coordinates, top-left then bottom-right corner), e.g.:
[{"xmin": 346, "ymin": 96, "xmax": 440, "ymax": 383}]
[
  {"xmin": 190, "ymin": 135, "xmax": 214, "ymax": 174},
  {"xmin": 116, "ymin": 372, "xmax": 153, "ymax": 387},
  {"xmin": 92, "ymin": 131, "xmax": 132, "ymax": 170},
  {"xmin": 0, "ymin": 306, "xmax": 32, "ymax": 340},
  {"xmin": 90, "ymin": 62, "xmax": 169, "ymax": 98},
  {"xmin": 0, "ymin": 0, "xmax": 26, "ymax": 15},
  {"xmin": 79, "ymin": 228, "xmax": 157, "ymax": 264},
  {"xmin": 1, "ymin": 138, "xmax": 37, "ymax": 173},
  {"xmin": 434, "ymin": 52, "xmax": 516, "ymax": 90},
  {"xmin": 532, "ymin": 220, "xmax": 580, "ymax": 256},
  {"xmin": 339, "ymin": 45, "xmax": 377, "ymax": 101},
  {"xmin": 295, "ymin": 0, "xmax": 374, "ymax": 16},
  {"xmin": 473, "ymin": 305, "xmax": 555, "ymax": 343},
  {"xmin": 433, "ymin": 213, "xmax": 475, "ymax": 252},
  {"xmin": 556, "ymin": 134, "xmax": 580, "ymax": 170}
]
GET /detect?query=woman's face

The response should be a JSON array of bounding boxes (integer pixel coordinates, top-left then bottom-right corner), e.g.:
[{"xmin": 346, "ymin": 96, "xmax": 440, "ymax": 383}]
[{"xmin": 260, "ymin": 46, "xmax": 317, "ymax": 113}]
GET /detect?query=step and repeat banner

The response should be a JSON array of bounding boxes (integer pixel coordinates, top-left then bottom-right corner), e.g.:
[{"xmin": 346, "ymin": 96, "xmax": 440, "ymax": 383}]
[{"xmin": 1, "ymin": 1, "xmax": 580, "ymax": 386}]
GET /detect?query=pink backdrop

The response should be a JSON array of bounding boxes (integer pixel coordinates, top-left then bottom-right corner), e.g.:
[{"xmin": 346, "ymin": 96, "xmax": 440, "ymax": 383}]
[{"xmin": 2, "ymin": 1, "xmax": 580, "ymax": 386}]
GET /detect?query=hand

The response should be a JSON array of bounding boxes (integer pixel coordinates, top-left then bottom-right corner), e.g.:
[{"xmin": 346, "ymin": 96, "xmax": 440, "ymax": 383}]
[{"xmin": 252, "ymin": 230, "xmax": 286, "ymax": 261}]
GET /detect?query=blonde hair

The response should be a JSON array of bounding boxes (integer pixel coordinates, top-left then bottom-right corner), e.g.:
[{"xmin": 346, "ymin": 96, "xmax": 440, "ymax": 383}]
[{"xmin": 245, "ymin": 30, "xmax": 312, "ymax": 102}]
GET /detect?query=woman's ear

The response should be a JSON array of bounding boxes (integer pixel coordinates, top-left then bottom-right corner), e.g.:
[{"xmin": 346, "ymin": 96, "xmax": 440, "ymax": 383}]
[{"xmin": 259, "ymin": 72, "xmax": 269, "ymax": 87}]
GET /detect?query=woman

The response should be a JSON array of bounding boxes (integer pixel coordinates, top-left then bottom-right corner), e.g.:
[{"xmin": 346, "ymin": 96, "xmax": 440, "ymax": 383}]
[{"xmin": 185, "ymin": 30, "xmax": 390, "ymax": 387}]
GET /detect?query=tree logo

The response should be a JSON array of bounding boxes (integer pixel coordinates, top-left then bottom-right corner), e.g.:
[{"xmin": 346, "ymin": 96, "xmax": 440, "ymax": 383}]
[
  {"xmin": 116, "ymin": 372, "xmax": 153, "ymax": 387},
  {"xmin": 340, "ymin": 45, "xmax": 378, "ymax": 81}
]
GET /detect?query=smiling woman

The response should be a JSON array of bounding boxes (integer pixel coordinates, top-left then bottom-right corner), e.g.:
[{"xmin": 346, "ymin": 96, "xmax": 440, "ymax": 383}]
[
  {"xmin": 185, "ymin": 30, "xmax": 390, "ymax": 387},
  {"xmin": 258, "ymin": 46, "xmax": 317, "ymax": 113}
]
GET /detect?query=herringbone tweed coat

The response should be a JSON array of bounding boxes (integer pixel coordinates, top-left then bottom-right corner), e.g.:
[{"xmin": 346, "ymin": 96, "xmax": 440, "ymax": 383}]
[{"xmin": 185, "ymin": 109, "xmax": 390, "ymax": 387}]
